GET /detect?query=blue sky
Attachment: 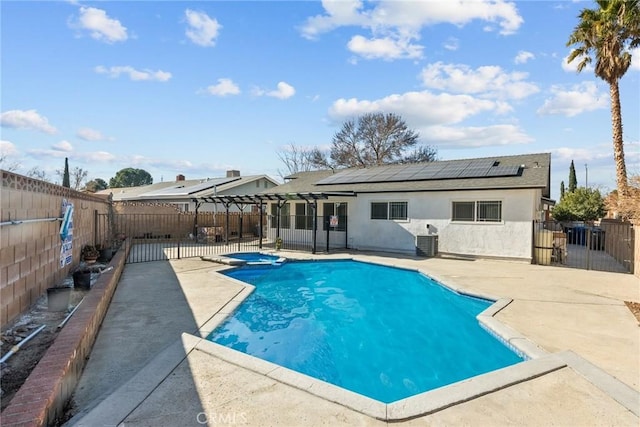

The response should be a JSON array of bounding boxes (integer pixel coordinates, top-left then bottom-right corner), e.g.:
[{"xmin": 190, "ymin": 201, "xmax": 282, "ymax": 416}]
[{"xmin": 1, "ymin": 0, "xmax": 638, "ymax": 200}]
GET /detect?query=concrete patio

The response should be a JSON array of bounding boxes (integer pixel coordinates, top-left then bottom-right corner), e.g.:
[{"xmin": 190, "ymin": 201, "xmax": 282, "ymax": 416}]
[{"xmin": 66, "ymin": 252, "xmax": 639, "ymax": 426}]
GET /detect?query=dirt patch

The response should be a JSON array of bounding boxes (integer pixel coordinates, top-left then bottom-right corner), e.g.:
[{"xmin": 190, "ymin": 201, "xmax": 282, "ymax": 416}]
[
  {"xmin": 625, "ymin": 301, "xmax": 640, "ymax": 323},
  {"xmin": 1, "ymin": 278, "xmax": 92, "ymax": 411}
]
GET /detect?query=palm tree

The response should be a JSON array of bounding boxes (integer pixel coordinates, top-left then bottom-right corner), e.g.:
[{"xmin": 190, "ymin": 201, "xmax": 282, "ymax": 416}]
[{"xmin": 566, "ymin": 0, "xmax": 640, "ymax": 198}]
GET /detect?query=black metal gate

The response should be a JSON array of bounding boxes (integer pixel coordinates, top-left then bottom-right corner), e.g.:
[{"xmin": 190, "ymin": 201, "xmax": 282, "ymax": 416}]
[
  {"xmin": 96, "ymin": 212, "xmax": 271, "ymax": 263},
  {"xmin": 96, "ymin": 212, "xmax": 348, "ymax": 263},
  {"xmin": 532, "ymin": 220, "xmax": 634, "ymax": 274}
]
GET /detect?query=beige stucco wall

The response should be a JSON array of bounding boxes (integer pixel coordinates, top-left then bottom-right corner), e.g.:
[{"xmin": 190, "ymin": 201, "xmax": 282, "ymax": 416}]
[
  {"xmin": 1, "ymin": 171, "xmax": 109, "ymax": 329},
  {"xmin": 349, "ymin": 189, "xmax": 539, "ymax": 260}
]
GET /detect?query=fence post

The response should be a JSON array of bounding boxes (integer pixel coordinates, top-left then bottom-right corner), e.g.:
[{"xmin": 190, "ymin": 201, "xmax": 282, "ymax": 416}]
[
  {"xmin": 93, "ymin": 209, "xmax": 98, "ymax": 245},
  {"xmin": 311, "ymin": 202, "xmax": 317, "ymax": 255},
  {"xmin": 177, "ymin": 214, "xmax": 181, "ymax": 259},
  {"xmin": 586, "ymin": 225, "xmax": 591, "ymax": 270}
]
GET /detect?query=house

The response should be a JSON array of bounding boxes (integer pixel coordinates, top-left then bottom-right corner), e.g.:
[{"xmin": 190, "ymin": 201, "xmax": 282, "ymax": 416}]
[
  {"xmin": 263, "ymin": 153, "xmax": 553, "ymax": 261},
  {"xmin": 99, "ymin": 170, "xmax": 280, "ymax": 213}
]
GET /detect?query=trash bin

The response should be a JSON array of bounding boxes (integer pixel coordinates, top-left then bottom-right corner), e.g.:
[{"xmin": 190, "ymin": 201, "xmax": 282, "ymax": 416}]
[
  {"xmin": 565, "ymin": 227, "xmax": 575, "ymax": 244},
  {"xmin": 573, "ymin": 226, "xmax": 586, "ymax": 245},
  {"xmin": 534, "ymin": 230, "xmax": 554, "ymax": 265},
  {"xmin": 590, "ymin": 228, "xmax": 605, "ymax": 251}
]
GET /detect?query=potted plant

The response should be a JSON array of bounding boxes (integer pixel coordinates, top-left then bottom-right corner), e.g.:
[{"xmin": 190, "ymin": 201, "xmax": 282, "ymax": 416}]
[{"xmin": 81, "ymin": 244, "xmax": 99, "ymax": 264}]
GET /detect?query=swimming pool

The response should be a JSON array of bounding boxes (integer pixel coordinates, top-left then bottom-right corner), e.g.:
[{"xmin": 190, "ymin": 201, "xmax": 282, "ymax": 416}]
[{"xmin": 208, "ymin": 259, "xmax": 524, "ymax": 403}]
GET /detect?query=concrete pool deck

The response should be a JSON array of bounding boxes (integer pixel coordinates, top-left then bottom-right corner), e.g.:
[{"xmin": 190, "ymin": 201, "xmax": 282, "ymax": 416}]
[{"xmin": 67, "ymin": 252, "xmax": 639, "ymax": 426}]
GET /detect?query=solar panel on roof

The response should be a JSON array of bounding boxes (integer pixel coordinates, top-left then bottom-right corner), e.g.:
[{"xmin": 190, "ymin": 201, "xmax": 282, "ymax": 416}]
[
  {"xmin": 315, "ymin": 157, "xmax": 523, "ymax": 185},
  {"xmin": 486, "ymin": 165, "xmax": 521, "ymax": 176},
  {"xmin": 142, "ymin": 177, "xmax": 240, "ymax": 197}
]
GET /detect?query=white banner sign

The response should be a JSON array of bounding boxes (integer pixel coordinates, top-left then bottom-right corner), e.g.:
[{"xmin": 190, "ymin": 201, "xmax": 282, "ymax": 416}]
[{"xmin": 59, "ymin": 199, "xmax": 74, "ymax": 268}]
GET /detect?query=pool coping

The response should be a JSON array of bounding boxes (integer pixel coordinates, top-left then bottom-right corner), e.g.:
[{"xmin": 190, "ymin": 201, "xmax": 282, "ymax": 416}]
[{"xmin": 192, "ymin": 255, "xmax": 638, "ymax": 421}]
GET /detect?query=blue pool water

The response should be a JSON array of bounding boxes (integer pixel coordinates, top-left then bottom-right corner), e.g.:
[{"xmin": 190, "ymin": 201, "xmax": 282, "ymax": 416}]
[
  {"xmin": 226, "ymin": 252, "xmax": 281, "ymax": 263},
  {"xmin": 208, "ymin": 260, "xmax": 524, "ymax": 403}
]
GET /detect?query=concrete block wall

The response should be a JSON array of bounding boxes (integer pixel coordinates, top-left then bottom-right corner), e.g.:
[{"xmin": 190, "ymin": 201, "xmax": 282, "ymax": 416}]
[
  {"xmin": 1, "ymin": 171, "xmax": 110, "ymax": 329},
  {"xmin": 0, "ymin": 244, "xmax": 128, "ymax": 426},
  {"xmin": 634, "ymin": 223, "xmax": 638, "ymax": 279}
]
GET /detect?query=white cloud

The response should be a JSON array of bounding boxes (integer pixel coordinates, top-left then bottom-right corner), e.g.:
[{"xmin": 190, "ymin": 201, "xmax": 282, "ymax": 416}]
[
  {"xmin": 0, "ymin": 109, "xmax": 57, "ymax": 134},
  {"xmin": 52, "ymin": 140, "xmax": 73, "ymax": 152},
  {"xmin": 27, "ymin": 148, "xmax": 70, "ymax": 159},
  {"xmin": 302, "ymin": 0, "xmax": 522, "ymax": 37},
  {"xmin": 81, "ymin": 151, "xmax": 117, "ymax": 162},
  {"xmin": 203, "ymin": 78, "xmax": 240, "ymax": 96},
  {"xmin": 300, "ymin": 0, "xmax": 523, "ymax": 63},
  {"xmin": 537, "ymin": 81, "xmax": 608, "ymax": 117},
  {"xmin": 73, "ymin": 6, "xmax": 128, "ymax": 43},
  {"xmin": 443, "ymin": 37, "xmax": 459, "ymax": 51},
  {"xmin": 328, "ymin": 90, "xmax": 500, "ymax": 126},
  {"xmin": 419, "ymin": 124, "xmax": 533, "ymax": 147},
  {"xmin": 551, "ymin": 146, "xmax": 612, "ymax": 163},
  {"xmin": 95, "ymin": 65, "xmax": 172, "ymax": 82},
  {"xmin": 185, "ymin": 9, "xmax": 222, "ymax": 47},
  {"xmin": 420, "ymin": 62, "xmax": 539, "ymax": 100},
  {"xmin": 254, "ymin": 82, "xmax": 296, "ymax": 99},
  {"xmin": 77, "ymin": 127, "xmax": 108, "ymax": 141},
  {"xmin": 0, "ymin": 140, "xmax": 19, "ymax": 156},
  {"xmin": 514, "ymin": 50, "xmax": 534, "ymax": 64},
  {"xmin": 347, "ymin": 35, "xmax": 423, "ymax": 60}
]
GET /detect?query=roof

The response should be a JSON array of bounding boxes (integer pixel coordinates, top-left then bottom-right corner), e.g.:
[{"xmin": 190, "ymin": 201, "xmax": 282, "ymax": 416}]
[
  {"xmin": 99, "ymin": 174, "xmax": 279, "ymax": 201},
  {"xmin": 270, "ymin": 152, "xmax": 551, "ymax": 196}
]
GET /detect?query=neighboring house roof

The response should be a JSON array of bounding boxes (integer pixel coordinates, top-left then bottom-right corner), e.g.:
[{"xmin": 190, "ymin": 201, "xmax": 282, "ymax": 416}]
[
  {"xmin": 268, "ymin": 153, "xmax": 551, "ymax": 197},
  {"xmin": 98, "ymin": 174, "xmax": 279, "ymax": 201}
]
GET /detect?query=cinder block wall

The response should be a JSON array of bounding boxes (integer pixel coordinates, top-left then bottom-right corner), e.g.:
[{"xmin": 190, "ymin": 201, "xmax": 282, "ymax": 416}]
[
  {"xmin": 634, "ymin": 223, "xmax": 638, "ymax": 278},
  {"xmin": 1, "ymin": 171, "xmax": 110, "ymax": 329}
]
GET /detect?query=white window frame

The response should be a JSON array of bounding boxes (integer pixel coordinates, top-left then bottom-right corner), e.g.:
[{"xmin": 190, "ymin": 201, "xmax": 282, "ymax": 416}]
[
  {"xmin": 370, "ymin": 201, "xmax": 408, "ymax": 221},
  {"xmin": 451, "ymin": 200, "xmax": 503, "ymax": 223}
]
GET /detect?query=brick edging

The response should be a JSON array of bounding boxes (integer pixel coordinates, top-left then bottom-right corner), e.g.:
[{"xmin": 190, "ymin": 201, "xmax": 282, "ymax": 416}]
[{"xmin": 0, "ymin": 241, "xmax": 130, "ymax": 427}]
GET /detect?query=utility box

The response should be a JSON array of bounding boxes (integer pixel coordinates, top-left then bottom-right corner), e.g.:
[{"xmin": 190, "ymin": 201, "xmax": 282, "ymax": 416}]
[{"xmin": 416, "ymin": 235, "xmax": 438, "ymax": 257}]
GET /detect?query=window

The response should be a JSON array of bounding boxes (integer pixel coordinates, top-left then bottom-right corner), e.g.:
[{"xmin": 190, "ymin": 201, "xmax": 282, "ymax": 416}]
[
  {"xmin": 389, "ymin": 202, "xmax": 408, "ymax": 220},
  {"xmin": 323, "ymin": 202, "xmax": 347, "ymax": 231},
  {"xmin": 175, "ymin": 203, "xmax": 189, "ymax": 212},
  {"xmin": 477, "ymin": 201, "xmax": 502, "ymax": 222},
  {"xmin": 295, "ymin": 203, "xmax": 313, "ymax": 230},
  {"xmin": 270, "ymin": 203, "xmax": 290, "ymax": 229},
  {"xmin": 370, "ymin": 201, "xmax": 408, "ymax": 221},
  {"xmin": 452, "ymin": 201, "xmax": 502, "ymax": 222},
  {"xmin": 371, "ymin": 202, "xmax": 388, "ymax": 220},
  {"xmin": 452, "ymin": 201, "xmax": 475, "ymax": 222}
]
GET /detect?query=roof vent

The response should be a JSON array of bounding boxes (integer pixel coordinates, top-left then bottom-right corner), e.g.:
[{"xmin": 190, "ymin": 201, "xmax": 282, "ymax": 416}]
[
  {"xmin": 226, "ymin": 170, "xmax": 240, "ymax": 178},
  {"xmin": 492, "ymin": 161, "xmax": 500, "ymax": 167}
]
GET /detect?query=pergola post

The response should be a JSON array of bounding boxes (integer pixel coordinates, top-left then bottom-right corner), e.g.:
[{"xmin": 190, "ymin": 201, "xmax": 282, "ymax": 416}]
[{"xmin": 311, "ymin": 200, "xmax": 317, "ymax": 254}]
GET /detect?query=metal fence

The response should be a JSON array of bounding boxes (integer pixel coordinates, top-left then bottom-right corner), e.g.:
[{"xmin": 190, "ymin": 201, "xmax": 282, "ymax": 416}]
[
  {"xmin": 96, "ymin": 212, "xmax": 348, "ymax": 263},
  {"xmin": 532, "ymin": 220, "xmax": 634, "ymax": 274}
]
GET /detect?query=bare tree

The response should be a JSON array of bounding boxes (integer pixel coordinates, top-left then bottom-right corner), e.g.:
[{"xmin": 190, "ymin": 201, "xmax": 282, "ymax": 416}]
[
  {"xmin": 0, "ymin": 153, "xmax": 20, "ymax": 172},
  {"xmin": 276, "ymin": 143, "xmax": 319, "ymax": 179},
  {"xmin": 25, "ymin": 167, "xmax": 49, "ymax": 181},
  {"xmin": 312, "ymin": 112, "xmax": 435, "ymax": 169},
  {"xmin": 71, "ymin": 167, "xmax": 89, "ymax": 191}
]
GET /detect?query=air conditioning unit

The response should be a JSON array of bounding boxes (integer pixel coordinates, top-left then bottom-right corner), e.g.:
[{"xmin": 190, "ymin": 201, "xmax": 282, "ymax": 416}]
[{"xmin": 416, "ymin": 235, "xmax": 438, "ymax": 257}]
